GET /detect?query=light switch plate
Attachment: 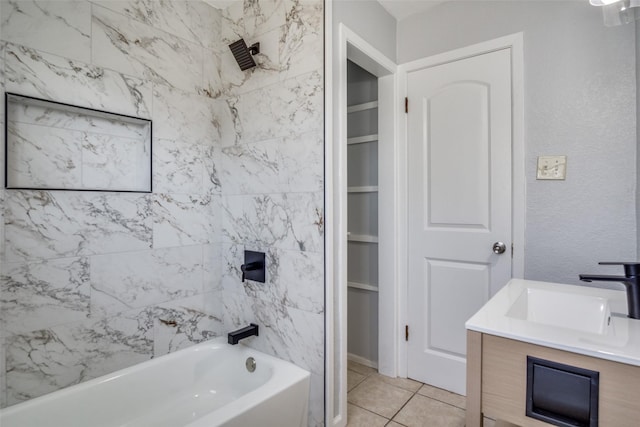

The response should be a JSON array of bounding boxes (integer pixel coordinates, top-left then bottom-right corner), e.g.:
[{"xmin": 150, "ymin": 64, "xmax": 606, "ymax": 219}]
[{"xmin": 537, "ymin": 156, "xmax": 567, "ymax": 180}]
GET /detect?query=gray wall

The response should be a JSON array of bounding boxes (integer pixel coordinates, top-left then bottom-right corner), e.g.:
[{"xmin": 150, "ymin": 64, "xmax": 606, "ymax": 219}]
[
  {"xmin": 346, "ymin": 61, "xmax": 379, "ymax": 365},
  {"xmin": 398, "ymin": 1, "xmax": 637, "ymax": 285},
  {"xmin": 333, "ymin": 0, "xmax": 397, "ymax": 62},
  {"xmin": 637, "ymin": 21, "xmax": 639, "ymax": 256}
]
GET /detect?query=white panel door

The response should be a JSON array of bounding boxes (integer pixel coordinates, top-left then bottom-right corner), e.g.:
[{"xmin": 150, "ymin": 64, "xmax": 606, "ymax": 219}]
[{"xmin": 407, "ymin": 48, "xmax": 512, "ymax": 395}]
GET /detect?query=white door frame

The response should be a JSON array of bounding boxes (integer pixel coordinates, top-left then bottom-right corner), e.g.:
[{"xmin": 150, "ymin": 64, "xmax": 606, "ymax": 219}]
[
  {"xmin": 396, "ymin": 33, "xmax": 526, "ymax": 378},
  {"xmin": 324, "ymin": 17, "xmax": 398, "ymax": 427}
]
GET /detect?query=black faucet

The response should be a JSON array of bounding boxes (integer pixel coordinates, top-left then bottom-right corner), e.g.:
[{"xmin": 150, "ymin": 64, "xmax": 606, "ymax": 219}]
[
  {"xmin": 228, "ymin": 323, "xmax": 259, "ymax": 345},
  {"xmin": 579, "ymin": 262, "xmax": 640, "ymax": 319}
]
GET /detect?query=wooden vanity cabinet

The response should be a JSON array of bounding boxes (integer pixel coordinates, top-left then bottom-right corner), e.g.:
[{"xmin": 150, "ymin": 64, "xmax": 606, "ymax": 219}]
[{"xmin": 466, "ymin": 331, "xmax": 640, "ymax": 427}]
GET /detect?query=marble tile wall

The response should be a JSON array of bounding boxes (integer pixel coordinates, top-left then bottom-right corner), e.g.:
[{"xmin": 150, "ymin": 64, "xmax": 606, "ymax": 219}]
[
  {"xmin": 217, "ymin": 0, "xmax": 325, "ymax": 425},
  {"xmin": 0, "ymin": 0, "xmax": 226, "ymax": 408},
  {"xmin": 0, "ymin": 0, "xmax": 325, "ymax": 425}
]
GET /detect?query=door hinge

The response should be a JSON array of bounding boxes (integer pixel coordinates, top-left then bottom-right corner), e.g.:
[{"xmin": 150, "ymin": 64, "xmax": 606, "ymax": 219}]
[
  {"xmin": 405, "ymin": 325, "xmax": 409, "ymax": 341},
  {"xmin": 511, "ymin": 243, "xmax": 514, "ymax": 258},
  {"xmin": 404, "ymin": 97, "xmax": 408, "ymax": 113}
]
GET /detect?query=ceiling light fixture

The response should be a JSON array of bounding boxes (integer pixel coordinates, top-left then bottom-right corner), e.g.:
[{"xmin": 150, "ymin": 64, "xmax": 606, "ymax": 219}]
[{"xmin": 590, "ymin": 0, "xmax": 640, "ymax": 26}]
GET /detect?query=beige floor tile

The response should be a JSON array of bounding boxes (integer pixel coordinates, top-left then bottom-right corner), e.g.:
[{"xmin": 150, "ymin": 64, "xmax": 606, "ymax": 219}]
[
  {"xmin": 348, "ymin": 360, "xmax": 377, "ymax": 376},
  {"xmin": 417, "ymin": 384, "xmax": 466, "ymax": 409},
  {"xmin": 495, "ymin": 420, "xmax": 521, "ymax": 427},
  {"xmin": 386, "ymin": 422, "xmax": 407, "ymax": 427},
  {"xmin": 348, "ymin": 376, "xmax": 414, "ymax": 419},
  {"xmin": 372, "ymin": 373, "xmax": 422, "ymax": 392},
  {"xmin": 393, "ymin": 394, "xmax": 465, "ymax": 427},
  {"xmin": 347, "ymin": 403, "xmax": 389, "ymax": 427},
  {"xmin": 348, "ymin": 369, "xmax": 367, "ymax": 391},
  {"xmin": 483, "ymin": 417, "xmax": 496, "ymax": 427}
]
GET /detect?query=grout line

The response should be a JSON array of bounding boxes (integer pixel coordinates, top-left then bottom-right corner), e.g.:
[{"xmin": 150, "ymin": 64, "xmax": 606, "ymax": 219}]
[
  {"xmin": 419, "ymin": 394, "xmax": 466, "ymax": 411},
  {"xmin": 348, "ymin": 361, "xmax": 468, "ymax": 425},
  {"xmin": 388, "ymin": 387, "xmax": 419, "ymax": 422},
  {"xmin": 347, "ymin": 402, "xmax": 390, "ymax": 423}
]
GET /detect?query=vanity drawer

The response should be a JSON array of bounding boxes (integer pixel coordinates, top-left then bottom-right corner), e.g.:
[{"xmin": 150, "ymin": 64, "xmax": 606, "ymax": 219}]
[{"xmin": 481, "ymin": 334, "xmax": 640, "ymax": 427}]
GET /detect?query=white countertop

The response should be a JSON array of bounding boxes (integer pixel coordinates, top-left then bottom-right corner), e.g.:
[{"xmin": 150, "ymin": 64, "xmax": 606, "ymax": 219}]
[{"xmin": 466, "ymin": 278, "xmax": 640, "ymax": 366}]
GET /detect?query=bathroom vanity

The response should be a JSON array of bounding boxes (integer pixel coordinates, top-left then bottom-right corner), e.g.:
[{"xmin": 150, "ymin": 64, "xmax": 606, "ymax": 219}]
[{"xmin": 466, "ymin": 279, "xmax": 640, "ymax": 426}]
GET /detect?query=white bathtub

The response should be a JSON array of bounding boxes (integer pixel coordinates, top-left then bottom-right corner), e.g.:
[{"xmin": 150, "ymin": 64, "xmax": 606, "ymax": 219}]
[{"xmin": 0, "ymin": 337, "xmax": 310, "ymax": 427}]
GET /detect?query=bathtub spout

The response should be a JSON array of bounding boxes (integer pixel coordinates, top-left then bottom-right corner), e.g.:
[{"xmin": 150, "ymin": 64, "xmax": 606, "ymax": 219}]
[{"xmin": 228, "ymin": 323, "xmax": 259, "ymax": 345}]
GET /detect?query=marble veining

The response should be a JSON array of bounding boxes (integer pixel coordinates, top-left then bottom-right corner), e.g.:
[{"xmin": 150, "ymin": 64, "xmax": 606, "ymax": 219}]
[
  {"xmin": 81, "ymin": 132, "xmax": 151, "ymax": 191},
  {"xmin": 0, "ymin": 337, "xmax": 5, "ymax": 409},
  {"xmin": 5, "ymin": 307, "xmax": 154, "ymax": 405},
  {"xmin": 202, "ymin": 52, "xmax": 225, "ymax": 99},
  {"xmin": 280, "ymin": 0, "xmax": 323, "ymax": 80},
  {"xmin": 91, "ymin": 0, "xmax": 222, "ymax": 51},
  {"xmin": 92, "ymin": 5, "xmax": 204, "ymax": 94},
  {"xmin": 152, "ymin": 193, "xmax": 215, "ymax": 248},
  {"xmin": 230, "ymin": 69, "xmax": 323, "ymax": 144},
  {"xmin": 6, "ymin": 118, "xmax": 150, "ymax": 191},
  {"xmin": 152, "ymin": 83, "xmax": 220, "ymax": 146},
  {"xmin": 0, "ymin": 257, "xmax": 90, "ymax": 337},
  {"xmin": 216, "ymin": 0, "xmax": 322, "ymax": 99},
  {"xmin": 90, "ymin": 245, "xmax": 204, "ymax": 318},
  {"xmin": 204, "ymin": 146, "xmax": 223, "ymax": 195},
  {"xmin": 220, "ymin": 1, "xmax": 245, "ymax": 47},
  {"xmin": 220, "ymin": 26, "xmax": 282, "ymax": 96},
  {"xmin": 152, "ymin": 293, "xmax": 224, "ymax": 356},
  {"xmin": 222, "ymin": 244, "xmax": 323, "ymax": 314},
  {"xmin": 153, "ymin": 139, "xmax": 205, "ymax": 195},
  {"xmin": 5, "ymin": 191, "xmax": 153, "ymax": 262},
  {"xmin": 6, "ymin": 121, "xmax": 83, "ymax": 189},
  {"xmin": 222, "ymin": 192, "xmax": 324, "ymax": 253},
  {"xmin": 220, "ymin": 130, "xmax": 323, "ymax": 195},
  {"xmin": 243, "ymin": 0, "xmax": 286, "ymax": 39},
  {"xmin": 0, "ymin": 0, "xmax": 91, "ymax": 63},
  {"xmin": 203, "ymin": 243, "xmax": 223, "ymax": 292},
  {"xmin": 222, "ymin": 291, "xmax": 323, "ymax": 376},
  {"xmin": 7, "ymin": 100, "xmax": 150, "ymax": 139},
  {"xmin": 0, "ymin": 189, "xmax": 5, "ymax": 268},
  {"xmin": 5, "ymin": 43, "xmax": 151, "ymax": 118}
]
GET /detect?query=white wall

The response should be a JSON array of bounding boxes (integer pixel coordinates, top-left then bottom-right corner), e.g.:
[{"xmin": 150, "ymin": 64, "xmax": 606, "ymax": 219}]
[{"xmin": 399, "ymin": 1, "xmax": 637, "ymax": 285}]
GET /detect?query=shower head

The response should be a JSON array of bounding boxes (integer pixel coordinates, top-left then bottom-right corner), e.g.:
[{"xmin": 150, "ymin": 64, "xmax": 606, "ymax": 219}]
[{"xmin": 228, "ymin": 39, "xmax": 260, "ymax": 71}]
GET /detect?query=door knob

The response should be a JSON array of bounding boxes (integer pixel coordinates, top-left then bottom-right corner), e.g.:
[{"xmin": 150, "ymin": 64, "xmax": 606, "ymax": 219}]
[{"xmin": 492, "ymin": 241, "xmax": 507, "ymax": 254}]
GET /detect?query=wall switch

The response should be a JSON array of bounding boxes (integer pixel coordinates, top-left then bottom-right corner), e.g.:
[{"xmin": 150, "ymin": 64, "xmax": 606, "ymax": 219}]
[{"xmin": 536, "ymin": 156, "xmax": 567, "ymax": 180}]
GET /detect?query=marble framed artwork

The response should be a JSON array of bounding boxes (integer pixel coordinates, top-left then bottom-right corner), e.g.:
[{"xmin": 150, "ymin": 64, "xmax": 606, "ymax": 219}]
[{"xmin": 5, "ymin": 93, "xmax": 152, "ymax": 193}]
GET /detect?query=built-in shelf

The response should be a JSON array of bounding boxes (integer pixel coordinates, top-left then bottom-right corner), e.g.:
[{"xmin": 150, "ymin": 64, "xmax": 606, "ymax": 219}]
[
  {"xmin": 348, "ymin": 234, "xmax": 378, "ymax": 243},
  {"xmin": 5, "ymin": 93, "xmax": 152, "ymax": 192},
  {"xmin": 347, "ymin": 134, "xmax": 378, "ymax": 145},
  {"xmin": 348, "ymin": 281, "xmax": 379, "ymax": 292},
  {"xmin": 348, "ymin": 186, "xmax": 378, "ymax": 193},
  {"xmin": 347, "ymin": 101, "xmax": 378, "ymax": 114}
]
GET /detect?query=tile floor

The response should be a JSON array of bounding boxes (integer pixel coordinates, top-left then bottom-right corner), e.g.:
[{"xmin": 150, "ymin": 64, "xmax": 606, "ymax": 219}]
[
  {"xmin": 346, "ymin": 360, "xmax": 510, "ymax": 427},
  {"xmin": 346, "ymin": 360, "xmax": 470, "ymax": 427}
]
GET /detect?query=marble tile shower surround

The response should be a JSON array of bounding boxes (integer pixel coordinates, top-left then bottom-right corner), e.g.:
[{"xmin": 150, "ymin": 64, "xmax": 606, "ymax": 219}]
[
  {"xmin": 218, "ymin": 1, "xmax": 325, "ymax": 425},
  {"xmin": 0, "ymin": 0, "xmax": 225, "ymax": 409},
  {"xmin": 0, "ymin": 0, "xmax": 325, "ymax": 425}
]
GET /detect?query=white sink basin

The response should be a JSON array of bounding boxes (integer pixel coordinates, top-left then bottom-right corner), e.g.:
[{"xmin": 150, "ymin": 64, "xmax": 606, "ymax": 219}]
[
  {"xmin": 466, "ymin": 279, "xmax": 640, "ymax": 367},
  {"xmin": 506, "ymin": 287, "xmax": 612, "ymax": 335}
]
